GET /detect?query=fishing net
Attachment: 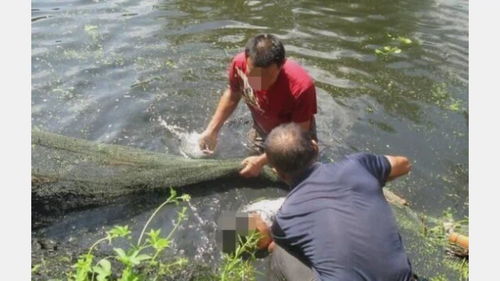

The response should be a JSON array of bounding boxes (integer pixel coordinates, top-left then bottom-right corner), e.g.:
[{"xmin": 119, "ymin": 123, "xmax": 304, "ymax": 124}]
[{"xmin": 32, "ymin": 130, "xmax": 277, "ymax": 222}]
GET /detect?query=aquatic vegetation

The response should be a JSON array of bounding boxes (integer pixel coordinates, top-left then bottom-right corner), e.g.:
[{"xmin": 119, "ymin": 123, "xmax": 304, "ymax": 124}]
[
  {"xmin": 444, "ymin": 258, "xmax": 469, "ymax": 281},
  {"xmin": 418, "ymin": 209, "xmax": 468, "ymax": 280},
  {"xmin": 427, "ymin": 258, "xmax": 468, "ymax": 281},
  {"xmin": 375, "ymin": 46, "xmax": 402, "ymax": 55},
  {"xmin": 84, "ymin": 25, "xmax": 100, "ymax": 41},
  {"xmin": 430, "ymin": 275, "xmax": 448, "ymax": 281},
  {"xmin": 375, "ymin": 34, "xmax": 414, "ymax": 56},
  {"xmin": 165, "ymin": 59, "xmax": 178, "ymax": 69},
  {"xmin": 395, "ymin": 36, "xmax": 413, "ymax": 45},
  {"xmin": 430, "ymin": 83, "xmax": 466, "ymax": 112},
  {"xmin": 448, "ymin": 99, "xmax": 463, "ymax": 112}
]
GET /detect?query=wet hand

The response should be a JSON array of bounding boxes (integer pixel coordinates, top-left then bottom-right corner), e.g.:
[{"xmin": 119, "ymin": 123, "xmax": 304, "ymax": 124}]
[
  {"xmin": 249, "ymin": 212, "xmax": 273, "ymax": 250},
  {"xmin": 240, "ymin": 156, "xmax": 264, "ymax": 178},
  {"xmin": 199, "ymin": 130, "xmax": 217, "ymax": 155}
]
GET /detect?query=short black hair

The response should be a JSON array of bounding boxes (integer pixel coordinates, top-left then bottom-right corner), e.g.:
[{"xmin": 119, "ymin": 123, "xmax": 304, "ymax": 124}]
[
  {"xmin": 244, "ymin": 33, "xmax": 285, "ymax": 68},
  {"xmin": 264, "ymin": 123, "xmax": 317, "ymax": 176}
]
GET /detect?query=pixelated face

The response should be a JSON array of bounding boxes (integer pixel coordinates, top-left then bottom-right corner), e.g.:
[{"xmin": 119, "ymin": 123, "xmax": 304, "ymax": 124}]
[
  {"xmin": 246, "ymin": 57, "xmax": 281, "ymax": 91},
  {"xmin": 216, "ymin": 211, "xmax": 272, "ymax": 253}
]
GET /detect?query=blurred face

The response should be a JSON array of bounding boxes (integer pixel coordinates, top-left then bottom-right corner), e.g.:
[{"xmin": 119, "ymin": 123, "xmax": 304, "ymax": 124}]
[{"xmin": 246, "ymin": 57, "xmax": 281, "ymax": 91}]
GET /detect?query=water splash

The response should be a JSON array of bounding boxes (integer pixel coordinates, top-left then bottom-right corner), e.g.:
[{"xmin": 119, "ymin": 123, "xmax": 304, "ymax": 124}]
[
  {"xmin": 187, "ymin": 201, "xmax": 217, "ymax": 263},
  {"xmin": 157, "ymin": 116, "xmax": 207, "ymax": 159},
  {"xmin": 240, "ymin": 197, "xmax": 285, "ymax": 227}
]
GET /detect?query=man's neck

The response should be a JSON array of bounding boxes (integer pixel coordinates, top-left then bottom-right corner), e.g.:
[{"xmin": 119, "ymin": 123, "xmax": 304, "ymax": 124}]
[{"xmin": 288, "ymin": 162, "xmax": 320, "ymax": 188}]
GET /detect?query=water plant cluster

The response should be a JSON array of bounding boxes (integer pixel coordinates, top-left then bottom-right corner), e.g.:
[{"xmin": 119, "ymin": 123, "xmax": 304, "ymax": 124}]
[
  {"xmin": 418, "ymin": 208, "xmax": 469, "ymax": 281},
  {"xmin": 375, "ymin": 34, "xmax": 414, "ymax": 56}
]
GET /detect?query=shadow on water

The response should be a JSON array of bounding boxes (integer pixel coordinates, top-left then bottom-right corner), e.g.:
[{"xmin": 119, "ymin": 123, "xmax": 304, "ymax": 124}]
[{"xmin": 33, "ymin": 176, "xmax": 287, "ymax": 234}]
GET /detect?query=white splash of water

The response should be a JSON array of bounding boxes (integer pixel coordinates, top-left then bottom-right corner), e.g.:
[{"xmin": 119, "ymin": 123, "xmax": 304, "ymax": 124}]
[
  {"xmin": 187, "ymin": 201, "xmax": 217, "ymax": 263},
  {"xmin": 240, "ymin": 197, "xmax": 286, "ymax": 227},
  {"xmin": 157, "ymin": 116, "xmax": 206, "ymax": 159}
]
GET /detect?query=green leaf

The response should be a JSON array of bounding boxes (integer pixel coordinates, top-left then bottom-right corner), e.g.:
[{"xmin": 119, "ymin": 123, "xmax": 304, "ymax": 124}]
[
  {"xmin": 32, "ymin": 264, "xmax": 41, "ymax": 274},
  {"xmin": 84, "ymin": 25, "xmax": 98, "ymax": 33},
  {"xmin": 146, "ymin": 229, "xmax": 171, "ymax": 252},
  {"xmin": 72, "ymin": 253, "xmax": 94, "ymax": 281},
  {"xmin": 449, "ymin": 102, "xmax": 461, "ymax": 111},
  {"xmin": 167, "ymin": 187, "xmax": 177, "ymax": 203},
  {"xmin": 155, "ymin": 238, "xmax": 170, "ymax": 251},
  {"xmin": 147, "ymin": 229, "xmax": 161, "ymax": 241},
  {"xmin": 107, "ymin": 225, "xmax": 131, "ymax": 239},
  {"xmin": 118, "ymin": 267, "xmax": 141, "ymax": 281},
  {"xmin": 114, "ymin": 248, "xmax": 130, "ymax": 265},
  {"xmin": 92, "ymin": 259, "xmax": 112, "ymax": 281},
  {"xmin": 179, "ymin": 194, "xmax": 191, "ymax": 202},
  {"xmin": 376, "ymin": 46, "xmax": 402, "ymax": 55},
  {"xmin": 129, "ymin": 251, "xmax": 151, "ymax": 265},
  {"xmin": 397, "ymin": 36, "xmax": 413, "ymax": 44}
]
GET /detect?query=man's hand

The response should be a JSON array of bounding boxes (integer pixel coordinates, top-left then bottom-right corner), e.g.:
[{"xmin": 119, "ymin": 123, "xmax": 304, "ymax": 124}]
[
  {"xmin": 249, "ymin": 213, "xmax": 274, "ymax": 251},
  {"xmin": 199, "ymin": 88, "xmax": 241, "ymax": 155},
  {"xmin": 240, "ymin": 154, "xmax": 267, "ymax": 178},
  {"xmin": 385, "ymin": 155, "xmax": 412, "ymax": 181},
  {"xmin": 199, "ymin": 130, "xmax": 218, "ymax": 155}
]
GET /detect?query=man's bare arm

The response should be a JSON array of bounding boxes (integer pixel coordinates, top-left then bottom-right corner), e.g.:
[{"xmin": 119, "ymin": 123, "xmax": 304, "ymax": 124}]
[
  {"xmin": 384, "ymin": 155, "xmax": 412, "ymax": 181},
  {"xmin": 206, "ymin": 88, "xmax": 241, "ymax": 133},
  {"xmin": 199, "ymin": 88, "xmax": 241, "ymax": 153}
]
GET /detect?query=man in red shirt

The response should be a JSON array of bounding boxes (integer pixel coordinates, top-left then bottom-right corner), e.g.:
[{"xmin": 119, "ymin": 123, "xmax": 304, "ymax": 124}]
[{"xmin": 199, "ymin": 33, "xmax": 317, "ymax": 178}]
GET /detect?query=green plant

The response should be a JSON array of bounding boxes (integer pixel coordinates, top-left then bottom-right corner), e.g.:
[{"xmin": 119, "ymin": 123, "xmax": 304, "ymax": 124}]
[
  {"xmin": 217, "ymin": 231, "xmax": 262, "ymax": 281},
  {"xmin": 66, "ymin": 187, "xmax": 265, "ymax": 281},
  {"xmin": 68, "ymin": 187, "xmax": 191, "ymax": 281}
]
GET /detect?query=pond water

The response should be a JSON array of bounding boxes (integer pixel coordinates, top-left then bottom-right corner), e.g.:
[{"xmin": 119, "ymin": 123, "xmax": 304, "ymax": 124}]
[{"xmin": 32, "ymin": 0, "xmax": 468, "ymax": 279}]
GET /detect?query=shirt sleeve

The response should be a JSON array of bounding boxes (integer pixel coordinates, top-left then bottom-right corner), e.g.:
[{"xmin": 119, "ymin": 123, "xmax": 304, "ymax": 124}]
[
  {"xmin": 349, "ymin": 153, "xmax": 392, "ymax": 187},
  {"xmin": 227, "ymin": 56, "xmax": 242, "ymax": 93},
  {"xmin": 291, "ymin": 84, "xmax": 317, "ymax": 123},
  {"xmin": 270, "ymin": 220, "xmax": 285, "ymax": 243}
]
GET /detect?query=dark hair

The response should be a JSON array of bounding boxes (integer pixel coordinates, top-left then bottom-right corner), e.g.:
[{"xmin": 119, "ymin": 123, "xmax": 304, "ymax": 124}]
[
  {"xmin": 244, "ymin": 33, "xmax": 285, "ymax": 68},
  {"xmin": 264, "ymin": 123, "xmax": 317, "ymax": 176}
]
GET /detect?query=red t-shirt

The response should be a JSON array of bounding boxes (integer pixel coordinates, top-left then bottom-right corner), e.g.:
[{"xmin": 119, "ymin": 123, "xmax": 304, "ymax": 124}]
[{"xmin": 228, "ymin": 52, "xmax": 317, "ymax": 134}]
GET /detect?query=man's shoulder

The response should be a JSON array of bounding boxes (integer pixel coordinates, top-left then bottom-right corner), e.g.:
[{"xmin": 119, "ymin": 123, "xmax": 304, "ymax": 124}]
[
  {"xmin": 282, "ymin": 59, "xmax": 309, "ymax": 75},
  {"xmin": 281, "ymin": 163, "xmax": 328, "ymax": 204},
  {"xmin": 281, "ymin": 59, "xmax": 315, "ymax": 94},
  {"xmin": 231, "ymin": 52, "xmax": 246, "ymax": 66}
]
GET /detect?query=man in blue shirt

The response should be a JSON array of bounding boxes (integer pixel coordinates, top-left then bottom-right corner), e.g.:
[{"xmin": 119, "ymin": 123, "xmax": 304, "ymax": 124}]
[{"xmin": 257, "ymin": 123, "xmax": 416, "ymax": 281}]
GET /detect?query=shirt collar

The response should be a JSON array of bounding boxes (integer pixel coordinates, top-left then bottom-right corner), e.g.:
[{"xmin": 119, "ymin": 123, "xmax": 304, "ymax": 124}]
[{"xmin": 289, "ymin": 162, "xmax": 321, "ymax": 190}]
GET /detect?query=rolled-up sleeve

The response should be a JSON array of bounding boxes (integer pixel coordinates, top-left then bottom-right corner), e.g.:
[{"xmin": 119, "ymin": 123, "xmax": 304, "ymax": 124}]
[{"xmin": 349, "ymin": 153, "xmax": 391, "ymax": 187}]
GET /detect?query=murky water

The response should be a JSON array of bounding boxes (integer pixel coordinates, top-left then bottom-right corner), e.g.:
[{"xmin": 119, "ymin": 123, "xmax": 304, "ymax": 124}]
[{"xmin": 32, "ymin": 0, "xmax": 468, "ymax": 279}]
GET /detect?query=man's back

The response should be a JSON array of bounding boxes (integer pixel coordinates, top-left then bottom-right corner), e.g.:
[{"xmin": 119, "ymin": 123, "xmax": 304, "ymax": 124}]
[{"xmin": 271, "ymin": 153, "xmax": 413, "ymax": 281}]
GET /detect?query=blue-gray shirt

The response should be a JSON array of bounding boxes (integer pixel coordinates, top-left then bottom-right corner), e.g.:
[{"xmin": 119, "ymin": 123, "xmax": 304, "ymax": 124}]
[{"xmin": 271, "ymin": 153, "xmax": 413, "ymax": 281}]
